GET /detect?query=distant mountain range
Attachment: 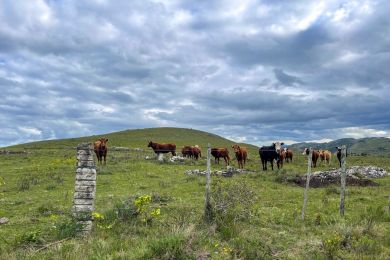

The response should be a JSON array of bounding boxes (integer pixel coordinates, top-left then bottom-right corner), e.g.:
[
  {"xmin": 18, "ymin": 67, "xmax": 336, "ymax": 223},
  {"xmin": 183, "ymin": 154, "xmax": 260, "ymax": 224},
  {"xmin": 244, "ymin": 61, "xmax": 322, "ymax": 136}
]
[{"xmin": 288, "ymin": 137, "xmax": 390, "ymax": 157}]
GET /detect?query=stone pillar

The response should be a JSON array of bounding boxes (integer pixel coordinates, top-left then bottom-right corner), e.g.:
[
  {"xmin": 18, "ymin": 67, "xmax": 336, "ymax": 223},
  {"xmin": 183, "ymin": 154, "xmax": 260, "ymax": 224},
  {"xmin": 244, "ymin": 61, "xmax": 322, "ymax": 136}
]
[{"xmin": 73, "ymin": 143, "xmax": 96, "ymax": 235}]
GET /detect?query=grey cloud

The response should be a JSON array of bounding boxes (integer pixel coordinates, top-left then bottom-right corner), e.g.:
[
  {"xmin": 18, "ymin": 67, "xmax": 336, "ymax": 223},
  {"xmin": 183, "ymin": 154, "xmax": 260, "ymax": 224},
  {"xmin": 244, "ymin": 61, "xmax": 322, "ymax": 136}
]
[{"xmin": 0, "ymin": 0, "xmax": 389, "ymax": 147}]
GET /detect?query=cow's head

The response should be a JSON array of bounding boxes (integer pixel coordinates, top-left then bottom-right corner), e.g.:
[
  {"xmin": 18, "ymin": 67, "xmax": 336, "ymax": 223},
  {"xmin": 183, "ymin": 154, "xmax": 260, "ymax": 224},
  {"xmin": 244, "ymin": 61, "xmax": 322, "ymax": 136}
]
[
  {"xmin": 232, "ymin": 144, "xmax": 240, "ymax": 153},
  {"xmin": 302, "ymin": 148, "xmax": 309, "ymax": 155},
  {"xmin": 147, "ymin": 141, "xmax": 153, "ymax": 147},
  {"xmin": 273, "ymin": 142, "xmax": 284, "ymax": 153},
  {"xmin": 99, "ymin": 138, "xmax": 108, "ymax": 149}
]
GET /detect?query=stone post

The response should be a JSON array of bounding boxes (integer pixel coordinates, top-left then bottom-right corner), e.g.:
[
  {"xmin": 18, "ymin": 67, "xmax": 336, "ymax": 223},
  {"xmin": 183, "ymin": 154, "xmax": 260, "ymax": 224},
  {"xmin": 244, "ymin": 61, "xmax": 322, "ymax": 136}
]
[
  {"xmin": 73, "ymin": 143, "xmax": 96, "ymax": 235},
  {"xmin": 301, "ymin": 148, "xmax": 312, "ymax": 220},
  {"xmin": 339, "ymin": 145, "xmax": 347, "ymax": 216}
]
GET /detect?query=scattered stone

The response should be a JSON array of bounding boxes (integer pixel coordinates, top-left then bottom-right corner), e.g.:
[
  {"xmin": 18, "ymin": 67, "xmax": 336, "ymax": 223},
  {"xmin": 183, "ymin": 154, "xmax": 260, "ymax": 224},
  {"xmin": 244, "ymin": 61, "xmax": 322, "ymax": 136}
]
[
  {"xmin": 0, "ymin": 217, "xmax": 9, "ymax": 225},
  {"xmin": 169, "ymin": 156, "xmax": 186, "ymax": 163},
  {"xmin": 185, "ymin": 167, "xmax": 255, "ymax": 177},
  {"xmin": 111, "ymin": 146, "xmax": 131, "ymax": 151},
  {"xmin": 287, "ymin": 166, "xmax": 388, "ymax": 188}
]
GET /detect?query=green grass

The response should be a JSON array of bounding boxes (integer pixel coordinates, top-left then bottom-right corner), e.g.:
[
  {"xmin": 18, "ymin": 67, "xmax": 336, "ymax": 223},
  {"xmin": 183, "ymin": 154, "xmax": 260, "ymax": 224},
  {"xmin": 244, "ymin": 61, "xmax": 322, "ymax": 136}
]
[{"xmin": 0, "ymin": 127, "xmax": 389, "ymax": 259}]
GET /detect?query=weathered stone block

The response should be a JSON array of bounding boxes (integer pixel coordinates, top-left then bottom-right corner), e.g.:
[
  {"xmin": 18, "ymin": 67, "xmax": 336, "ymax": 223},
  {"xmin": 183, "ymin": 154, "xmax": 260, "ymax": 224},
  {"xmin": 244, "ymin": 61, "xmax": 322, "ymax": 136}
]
[
  {"xmin": 73, "ymin": 204, "xmax": 94, "ymax": 212},
  {"xmin": 74, "ymin": 191, "xmax": 95, "ymax": 199},
  {"xmin": 76, "ymin": 168, "xmax": 96, "ymax": 175},
  {"xmin": 77, "ymin": 161, "xmax": 95, "ymax": 168},
  {"xmin": 75, "ymin": 185, "xmax": 95, "ymax": 193},
  {"xmin": 74, "ymin": 198, "xmax": 94, "ymax": 205},
  {"xmin": 75, "ymin": 180, "xmax": 96, "ymax": 186},
  {"xmin": 75, "ymin": 170, "xmax": 96, "ymax": 181}
]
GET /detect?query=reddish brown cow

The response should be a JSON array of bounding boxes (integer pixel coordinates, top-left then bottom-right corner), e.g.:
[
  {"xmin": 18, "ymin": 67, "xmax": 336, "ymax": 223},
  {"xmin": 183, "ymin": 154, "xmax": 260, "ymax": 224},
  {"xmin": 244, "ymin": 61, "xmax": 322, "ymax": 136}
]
[
  {"xmin": 192, "ymin": 145, "xmax": 202, "ymax": 160},
  {"xmin": 285, "ymin": 148, "xmax": 293, "ymax": 163},
  {"xmin": 277, "ymin": 149, "xmax": 286, "ymax": 169},
  {"xmin": 211, "ymin": 148, "xmax": 230, "ymax": 166},
  {"xmin": 94, "ymin": 138, "xmax": 108, "ymax": 165},
  {"xmin": 232, "ymin": 144, "xmax": 247, "ymax": 169},
  {"xmin": 181, "ymin": 146, "xmax": 193, "ymax": 158},
  {"xmin": 302, "ymin": 148, "xmax": 320, "ymax": 168},
  {"xmin": 148, "ymin": 141, "xmax": 176, "ymax": 156},
  {"xmin": 181, "ymin": 145, "xmax": 202, "ymax": 160}
]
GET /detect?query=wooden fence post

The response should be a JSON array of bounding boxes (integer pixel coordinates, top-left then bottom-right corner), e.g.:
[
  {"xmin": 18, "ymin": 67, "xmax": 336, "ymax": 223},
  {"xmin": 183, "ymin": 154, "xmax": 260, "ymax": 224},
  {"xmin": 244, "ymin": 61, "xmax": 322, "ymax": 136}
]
[
  {"xmin": 301, "ymin": 148, "xmax": 312, "ymax": 220},
  {"xmin": 204, "ymin": 143, "xmax": 212, "ymax": 222},
  {"xmin": 339, "ymin": 145, "xmax": 347, "ymax": 216},
  {"xmin": 73, "ymin": 143, "xmax": 96, "ymax": 235}
]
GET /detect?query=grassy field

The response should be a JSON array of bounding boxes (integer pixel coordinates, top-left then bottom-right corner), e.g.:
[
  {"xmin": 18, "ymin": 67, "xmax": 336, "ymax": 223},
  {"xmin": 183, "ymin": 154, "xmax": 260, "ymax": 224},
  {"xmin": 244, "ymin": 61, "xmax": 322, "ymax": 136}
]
[{"xmin": 0, "ymin": 127, "xmax": 389, "ymax": 259}]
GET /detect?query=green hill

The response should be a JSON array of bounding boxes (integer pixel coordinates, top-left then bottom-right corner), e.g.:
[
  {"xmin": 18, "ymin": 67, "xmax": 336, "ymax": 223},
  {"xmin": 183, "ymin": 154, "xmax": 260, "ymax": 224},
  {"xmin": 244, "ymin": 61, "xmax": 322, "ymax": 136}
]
[
  {"xmin": 289, "ymin": 137, "xmax": 390, "ymax": 157},
  {"xmin": 4, "ymin": 127, "xmax": 259, "ymax": 155}
]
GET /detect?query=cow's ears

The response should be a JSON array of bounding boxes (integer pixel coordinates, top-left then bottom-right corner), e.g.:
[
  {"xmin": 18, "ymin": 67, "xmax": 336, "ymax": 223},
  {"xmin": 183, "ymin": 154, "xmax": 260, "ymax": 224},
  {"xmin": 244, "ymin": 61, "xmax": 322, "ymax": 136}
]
[{"xmin": 105, "ymin": 138, "xmax": 109, "ymax": 142}]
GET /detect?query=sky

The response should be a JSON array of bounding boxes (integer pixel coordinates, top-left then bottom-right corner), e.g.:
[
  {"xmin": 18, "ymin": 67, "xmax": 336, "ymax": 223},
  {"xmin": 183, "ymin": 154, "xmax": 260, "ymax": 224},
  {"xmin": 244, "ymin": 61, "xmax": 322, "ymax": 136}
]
[{"xmin": 0, "ymin": 0, "xmax": 389, "ymax": 147}]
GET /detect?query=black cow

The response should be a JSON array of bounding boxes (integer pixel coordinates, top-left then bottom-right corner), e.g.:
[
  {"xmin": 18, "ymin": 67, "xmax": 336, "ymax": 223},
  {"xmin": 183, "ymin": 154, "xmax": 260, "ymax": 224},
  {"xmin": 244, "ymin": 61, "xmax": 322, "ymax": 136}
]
[
  {"xmin": 259, "ymin": 142, "xmax": 284, "ymax": 171},
  {"xmin": 336, "ymin": 146, "xmax": 348, "ymax": 168}
]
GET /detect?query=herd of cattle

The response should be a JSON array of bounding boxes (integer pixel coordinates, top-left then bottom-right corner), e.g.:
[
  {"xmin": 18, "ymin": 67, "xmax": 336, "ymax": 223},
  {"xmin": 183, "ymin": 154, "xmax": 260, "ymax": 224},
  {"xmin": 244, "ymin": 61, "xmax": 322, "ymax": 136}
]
[{"xmin": 94, "ymin": 138, "xmax": 347, "ymax": 170}]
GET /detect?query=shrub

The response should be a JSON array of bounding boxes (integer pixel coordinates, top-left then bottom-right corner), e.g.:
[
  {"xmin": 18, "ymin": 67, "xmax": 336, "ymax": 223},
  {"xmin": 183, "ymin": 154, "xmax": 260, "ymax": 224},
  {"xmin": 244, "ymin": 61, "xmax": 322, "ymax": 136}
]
[
  {"xmin": 55, "ymin": 218, "xmax": 83, "ymax": 239},
  {"xmin": 14, "ymin": 230, "xmax": 44, "ymax": 247},
  {"xmin": 17, "ymin": 177, "xmax": 30, "ymax": 191},
  {"xmin": 210, "ymin": 179, "xmax": 256, "ymax": 238},
  {"xmin": 322, "ymin": 233, "xmax": 342, "ymax": 258}
]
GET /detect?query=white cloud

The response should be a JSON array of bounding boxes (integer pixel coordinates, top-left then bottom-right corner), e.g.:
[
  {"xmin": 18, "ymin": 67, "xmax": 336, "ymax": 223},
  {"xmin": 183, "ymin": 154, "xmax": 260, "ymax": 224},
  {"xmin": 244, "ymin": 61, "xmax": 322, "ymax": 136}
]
[{"xmin": 18, "ymin": 127, "xmax": 42, "ymax": 136}]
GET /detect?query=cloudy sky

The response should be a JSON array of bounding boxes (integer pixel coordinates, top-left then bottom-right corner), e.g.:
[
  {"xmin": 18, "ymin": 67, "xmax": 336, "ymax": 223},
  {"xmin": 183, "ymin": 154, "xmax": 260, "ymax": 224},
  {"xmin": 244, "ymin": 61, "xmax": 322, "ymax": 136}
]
[{"xmin": 1, "ymin": 0, "xmax": 389, "ymax": 147}]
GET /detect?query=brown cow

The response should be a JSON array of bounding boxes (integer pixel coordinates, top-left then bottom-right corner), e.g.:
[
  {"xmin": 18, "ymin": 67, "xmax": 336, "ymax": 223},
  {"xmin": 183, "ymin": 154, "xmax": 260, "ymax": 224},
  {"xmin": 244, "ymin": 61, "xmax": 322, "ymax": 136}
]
[
  {"xmin": 277, "ymin": 149, "xmax": 286, "ymax": 169},
  {"xmin": 94, "ymin": 138, "xmax": 108, "ymax": 165},
  {"xmin": 285, "ymin": 148, "xmax": 293, "ymax": 163},
  {"xmin": 148, "ymin": 141, "xmax": 176, "ymax": 156},
  {"xmin": 319, "ymin": 150, "xmax": 331, "ymax": 165},
  {"xmin": 232, "ymin": 144, "xmax": 247, "ymax": 169},
  {"xmin": 181, "ymin": 146, "xmax": 193, "ymax": 158},
  {"xmin": 181, "ymin": 145, "xmax": 202, "ymax": 160},
  {"xmin": 302, "ymin": 148, "xmax": 320, "ymax": 168},
  {"xmin": 192, "ymin": 145, "xmax": 202, "ymax": 160},
  {"xmin": 211, "ymin": 148, "xmax": 230, "ymax": 166}
]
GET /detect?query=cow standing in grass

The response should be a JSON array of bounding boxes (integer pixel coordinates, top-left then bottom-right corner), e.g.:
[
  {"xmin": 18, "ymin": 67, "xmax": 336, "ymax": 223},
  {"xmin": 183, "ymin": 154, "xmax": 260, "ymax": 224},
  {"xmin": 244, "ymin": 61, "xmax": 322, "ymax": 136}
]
[
  {"xmin": 319, "ymin": 150, "xmax": 332, "ymax": 165},
  {"xmin": 285, "ymin": 148, "xmax": 293, "ymax": 163},
  {"xmin": 148, "ymin": 141, "xmax": 176, "ymax": 157},
  {"xmin": 259, "ymin": 142, "xmax": 284, "ymax": 171},
  {"xmin": 277, "ymin": 148, "xmax": 286, "ymax": 169},
  {"xmin": 232, "ymin": 144, "xmax": 247, "ymax": 169},
  {"xmin": 94, "ymin": 138, "xmax": 108, "ymax": 165},
  {"xmin": 336, "ymin": 146, "xmax": 348, "ymax": 168},
  {"xmin": 302, "ymin": 148, "xmax": 320, "ymax": 168},
  {"xmin": 211, "ymin": 148, "xmax": 230, "ymax": 166}
]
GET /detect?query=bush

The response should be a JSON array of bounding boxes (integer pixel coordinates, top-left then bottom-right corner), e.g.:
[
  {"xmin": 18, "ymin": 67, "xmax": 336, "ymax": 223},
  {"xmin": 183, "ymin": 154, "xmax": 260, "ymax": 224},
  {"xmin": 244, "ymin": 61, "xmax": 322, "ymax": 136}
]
[
  {"xmin": 17, "ymin": 177, "xmax": 30, "ymax": 191},
  {"xmin": 210, "ymin": 179, "xmax": 256, "ymax": 238},
  {"xmin": 55, "ymin": 218, "xmax": 83, "ymax": 239},
  {"xmin": 14, "ymin": 230, "xmax": 44, "ymax": 247}
]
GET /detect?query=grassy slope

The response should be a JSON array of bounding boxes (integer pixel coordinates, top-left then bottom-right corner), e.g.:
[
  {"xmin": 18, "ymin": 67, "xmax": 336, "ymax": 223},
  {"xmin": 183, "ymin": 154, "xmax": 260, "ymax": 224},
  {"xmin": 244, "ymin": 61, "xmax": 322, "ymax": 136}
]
[{"xmin": 0, "ymin": 127, "xmax": 389, "ymax": 259}]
